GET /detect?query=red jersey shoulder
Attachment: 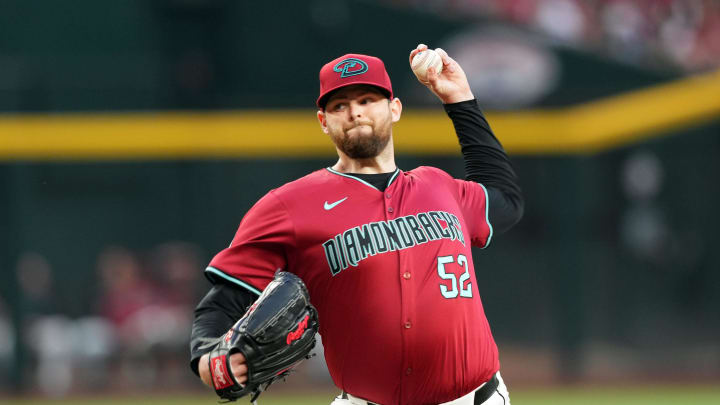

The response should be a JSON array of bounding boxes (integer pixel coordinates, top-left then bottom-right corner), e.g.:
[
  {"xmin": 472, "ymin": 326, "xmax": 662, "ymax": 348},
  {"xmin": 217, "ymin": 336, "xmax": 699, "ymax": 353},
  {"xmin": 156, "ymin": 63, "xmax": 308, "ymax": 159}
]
[
  {"xmin": 268, "ymin": 169, "xmax": 336, "ymax": 200},
  {"xmin": 406, "ymin": 166, "xmax": 454, "ymax": 182},
  {"xmin": 404, "ymin": 166, "xmax": 460, "ymax": 196},
  {"xmin": 407, "ymin": 166, "xmax": 488, "ymax": 197}
]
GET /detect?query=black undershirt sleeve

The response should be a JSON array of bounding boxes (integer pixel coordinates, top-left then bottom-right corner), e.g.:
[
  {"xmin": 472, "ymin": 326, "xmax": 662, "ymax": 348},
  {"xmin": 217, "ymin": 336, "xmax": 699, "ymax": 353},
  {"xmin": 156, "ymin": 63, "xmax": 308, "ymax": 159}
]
[
  {"xmin": 444, "ymin": 99, "xmax": 524, "ymax": 234},
  {"xmin": 189, "ymin": 281, "xmax": 257, "ymax": 376}
]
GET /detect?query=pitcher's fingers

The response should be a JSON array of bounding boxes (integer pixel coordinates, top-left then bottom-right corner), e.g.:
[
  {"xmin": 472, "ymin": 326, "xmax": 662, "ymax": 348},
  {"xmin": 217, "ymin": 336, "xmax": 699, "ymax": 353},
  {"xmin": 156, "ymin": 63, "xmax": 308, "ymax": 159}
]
[
  {"xmin": 426, "ymin": 66, "xmax": 440, "ymax": 87},
  {"xmin": 409, "ymin": 43, "xmax": 429, "ymax": 64},
  {"xmin": 409, "ymin": 49, "xmax": 418, "ymax": 65},
  {"xmin": 229, "ymin": 352, "xmax": 248, "ymax": 383},
  {"xmin": 434, "ymin": 48, "xmax": 450, "ymax": 65},
  {"xmin": 231, "ymin": 362, "xmax": 248, "ymax": 384},
  {"xmin": 434, "ymin": 48, "xmax": 456, "ymax": 73}
]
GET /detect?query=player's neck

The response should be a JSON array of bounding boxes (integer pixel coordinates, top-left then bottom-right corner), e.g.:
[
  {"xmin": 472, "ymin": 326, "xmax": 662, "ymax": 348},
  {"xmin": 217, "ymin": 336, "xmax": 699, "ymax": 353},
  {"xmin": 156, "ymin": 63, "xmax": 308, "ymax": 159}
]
[{"xmin": 332, "ymin": 143, "xmax": 396, "ymax": 174}]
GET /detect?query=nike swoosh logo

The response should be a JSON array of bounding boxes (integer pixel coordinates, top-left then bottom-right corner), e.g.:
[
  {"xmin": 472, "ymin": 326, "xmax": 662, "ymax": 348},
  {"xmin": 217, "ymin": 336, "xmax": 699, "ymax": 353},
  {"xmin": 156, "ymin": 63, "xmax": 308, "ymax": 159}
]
[{"xmin": 324, "ymin": 197, "xmax": 348, "ymax": 210}]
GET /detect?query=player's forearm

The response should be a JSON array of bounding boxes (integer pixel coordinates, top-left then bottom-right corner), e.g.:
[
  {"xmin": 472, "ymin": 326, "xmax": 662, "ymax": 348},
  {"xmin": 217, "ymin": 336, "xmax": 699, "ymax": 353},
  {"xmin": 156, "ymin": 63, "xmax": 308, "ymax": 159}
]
[
  {"xmin": 444, "ymin": 99, "xmax": 515, "ymax": 184},
  {"xmin": 444, "ymin": 99, "xmax": 524, "ymax": 233},
  {"xmin": 189, "ymin": 283, "xmax": 256, "ymax": 376}
]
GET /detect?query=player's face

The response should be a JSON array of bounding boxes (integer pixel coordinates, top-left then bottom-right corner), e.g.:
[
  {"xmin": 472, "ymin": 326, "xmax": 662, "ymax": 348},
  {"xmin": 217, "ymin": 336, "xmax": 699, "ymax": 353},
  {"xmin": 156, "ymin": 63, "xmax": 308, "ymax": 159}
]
[{"xmin": 318, "ymin": 85, "xmax": 402, "ymax": 159}]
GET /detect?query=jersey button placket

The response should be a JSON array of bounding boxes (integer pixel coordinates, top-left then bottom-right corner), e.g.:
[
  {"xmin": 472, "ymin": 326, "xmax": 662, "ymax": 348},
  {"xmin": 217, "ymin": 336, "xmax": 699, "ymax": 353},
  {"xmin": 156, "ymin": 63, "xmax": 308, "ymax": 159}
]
[
  {"xmin": 384, "ymin": 189, "xmax": 394, "ymax": 217},
  {"xmin": 385, "ymin": 181, "xmax": 412, "ymax": 391}
]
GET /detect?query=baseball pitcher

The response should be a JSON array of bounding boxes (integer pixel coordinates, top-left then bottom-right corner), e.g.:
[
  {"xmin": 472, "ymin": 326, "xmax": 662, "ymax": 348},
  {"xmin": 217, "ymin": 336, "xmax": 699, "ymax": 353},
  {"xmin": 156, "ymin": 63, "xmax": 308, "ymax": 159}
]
[{"xmin": 190, "ymin": 44, "xmax": 524, "ymax": 405}]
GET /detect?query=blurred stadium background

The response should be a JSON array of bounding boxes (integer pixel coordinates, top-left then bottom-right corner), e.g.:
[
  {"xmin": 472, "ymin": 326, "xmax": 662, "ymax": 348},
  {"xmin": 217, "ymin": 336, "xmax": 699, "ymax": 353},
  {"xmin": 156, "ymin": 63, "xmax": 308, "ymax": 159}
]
[{"xmin": 1, "ymin": 0, "xmax": 719, "ymax": 403}]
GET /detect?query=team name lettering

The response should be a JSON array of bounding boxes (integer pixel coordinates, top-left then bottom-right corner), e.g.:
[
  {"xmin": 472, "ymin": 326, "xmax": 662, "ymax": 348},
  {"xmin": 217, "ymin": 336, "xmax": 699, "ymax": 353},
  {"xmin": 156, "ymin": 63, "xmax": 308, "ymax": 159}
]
[{"xmin": 323, "ymin": 211, "xmax": 465, "ymax": 275}]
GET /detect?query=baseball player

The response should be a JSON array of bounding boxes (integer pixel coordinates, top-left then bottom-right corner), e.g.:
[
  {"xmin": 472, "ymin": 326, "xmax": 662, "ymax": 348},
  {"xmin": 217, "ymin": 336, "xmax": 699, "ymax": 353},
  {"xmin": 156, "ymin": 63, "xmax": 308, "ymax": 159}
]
[{"xmin": 190, "ymin": 44, "xmax": 524, "ymax": 405}]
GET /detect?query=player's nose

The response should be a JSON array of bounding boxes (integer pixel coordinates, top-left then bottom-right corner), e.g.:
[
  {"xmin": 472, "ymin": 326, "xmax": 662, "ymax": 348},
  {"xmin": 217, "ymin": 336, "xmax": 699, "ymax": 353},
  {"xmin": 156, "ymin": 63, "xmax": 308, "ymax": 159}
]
[{"xmin": 348, "ymin": 101, "xmax": 364, "ymax": 119}]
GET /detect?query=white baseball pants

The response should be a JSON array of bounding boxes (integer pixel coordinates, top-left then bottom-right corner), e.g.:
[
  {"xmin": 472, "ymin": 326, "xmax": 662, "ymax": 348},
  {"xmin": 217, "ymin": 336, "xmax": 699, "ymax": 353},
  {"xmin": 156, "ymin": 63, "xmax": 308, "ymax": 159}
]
[{"xmin": 330, "ymin": 372, "xmax": 510, "ymax": 405}]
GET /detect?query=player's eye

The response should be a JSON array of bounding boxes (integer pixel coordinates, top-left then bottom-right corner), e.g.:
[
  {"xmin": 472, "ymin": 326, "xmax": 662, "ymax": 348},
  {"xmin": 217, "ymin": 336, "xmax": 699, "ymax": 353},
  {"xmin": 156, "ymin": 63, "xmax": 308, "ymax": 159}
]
[{"xmin": 330, "ymin": 102, "xmax": 347, "ymax": 112}]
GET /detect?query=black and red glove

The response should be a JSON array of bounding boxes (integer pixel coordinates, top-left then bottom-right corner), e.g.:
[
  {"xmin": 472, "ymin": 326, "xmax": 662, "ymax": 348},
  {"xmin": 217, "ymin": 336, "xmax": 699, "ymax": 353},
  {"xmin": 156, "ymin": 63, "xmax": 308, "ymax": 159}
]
[{"xmin": 208, "ymin": 271, "xmax": 319, "ymax": 402}]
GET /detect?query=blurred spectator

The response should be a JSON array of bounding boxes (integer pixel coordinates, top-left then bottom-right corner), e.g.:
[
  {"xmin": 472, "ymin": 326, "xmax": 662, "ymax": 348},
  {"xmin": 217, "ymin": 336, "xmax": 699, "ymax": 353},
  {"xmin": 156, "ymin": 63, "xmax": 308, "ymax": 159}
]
[
  {"xmin": 384, "ymin": 0, "xmax": 720, "ymax": 72},
  {"xmin": 150, "ymin": 241, "xmax": 205, "ymax": 310},
  {"xmin": 16, "ymin": 252, "xmax": 56, "ymax": 319},
  {"xmin": 143, "ymin": 241, "xmax": 204, "ymax": 385},
  {"xmin": 602, "ymin": 0, "xmax": 648, "ymax": 62},
  {"xmin": 88, "ymin": 243, "xmax": 203, "ymax": 388},
  {"xmin": 533, "ymin": 0, "xmax": 587, "ymax": 43},
  {"xmin": 112, "ymin": 241, "xmax": 204, "ymax": 354},
  {"xmin": 0, "ymin": 298, "xmax": 14, "ymax": 389},
  {"xmin": 96, "ymin": 245, "xmax": 157, "ymax": 338},
  {"xmin": 16, "ymin": 252, "xmax": 73, "ymax": 397},
  {"xmin": 91, "ymin": 245, "xmax": 158, "ymax": 388}
]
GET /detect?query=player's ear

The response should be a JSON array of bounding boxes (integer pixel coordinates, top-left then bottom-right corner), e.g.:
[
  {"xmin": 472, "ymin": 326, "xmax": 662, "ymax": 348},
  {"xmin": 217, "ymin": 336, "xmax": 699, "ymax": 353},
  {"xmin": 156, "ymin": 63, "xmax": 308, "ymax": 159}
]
[
  {"xmin": 390, "ymin": 97, "xmax": 402, "ymax": 123},
  {"xmin": 317, "ymin": 110, "xmax": 329, "ymax": 134}
]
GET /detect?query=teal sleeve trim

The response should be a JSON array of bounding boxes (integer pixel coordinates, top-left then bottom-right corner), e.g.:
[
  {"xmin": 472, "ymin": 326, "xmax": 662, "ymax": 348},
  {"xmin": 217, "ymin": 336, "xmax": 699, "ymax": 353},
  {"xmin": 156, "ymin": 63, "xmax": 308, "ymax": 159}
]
[
  {"xmin": 205, "ymin": 266, "xmax": 262, "ymax": 295},
  {"xmin": 478, "ymin": 183, "xmax": 494, "ymax": 249}
]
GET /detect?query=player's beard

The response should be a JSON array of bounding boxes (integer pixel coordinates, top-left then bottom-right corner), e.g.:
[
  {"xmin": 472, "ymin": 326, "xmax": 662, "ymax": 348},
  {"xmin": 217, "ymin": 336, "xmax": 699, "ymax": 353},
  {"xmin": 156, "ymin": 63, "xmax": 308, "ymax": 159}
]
[{"xmin": 331, "ymin": 117, "xmax": 392, "ymax": 159}]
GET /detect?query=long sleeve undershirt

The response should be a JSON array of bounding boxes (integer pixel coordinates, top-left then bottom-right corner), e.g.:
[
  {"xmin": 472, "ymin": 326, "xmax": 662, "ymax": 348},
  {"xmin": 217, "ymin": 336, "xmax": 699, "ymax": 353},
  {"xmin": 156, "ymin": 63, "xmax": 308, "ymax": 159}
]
[
  {"xmin": 189, "ymin": 98, "xmax": 524, "ymax": 375},
  {"xmin": 444, "ymin": 99, "xmax": 524, "ymax": 234}
]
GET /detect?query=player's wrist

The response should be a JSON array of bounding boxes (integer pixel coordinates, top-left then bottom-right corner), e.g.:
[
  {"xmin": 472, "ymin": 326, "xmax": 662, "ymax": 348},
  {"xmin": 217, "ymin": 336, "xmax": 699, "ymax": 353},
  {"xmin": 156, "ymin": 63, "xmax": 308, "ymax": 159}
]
[
  {"xmin": 198, "ymin": 353, "xmax": 214, "ymax": 387},
  {"xmin": 439, "ymin": 89, "xmax": 474, "ymax": 104}
]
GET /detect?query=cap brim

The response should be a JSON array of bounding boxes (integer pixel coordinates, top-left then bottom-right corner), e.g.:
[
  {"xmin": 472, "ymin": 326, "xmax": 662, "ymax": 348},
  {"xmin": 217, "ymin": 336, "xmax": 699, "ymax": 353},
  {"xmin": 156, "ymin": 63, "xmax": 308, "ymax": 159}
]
[{"xmin": 317, "ymin": 82, "xmax": 393, "ymax": 109}]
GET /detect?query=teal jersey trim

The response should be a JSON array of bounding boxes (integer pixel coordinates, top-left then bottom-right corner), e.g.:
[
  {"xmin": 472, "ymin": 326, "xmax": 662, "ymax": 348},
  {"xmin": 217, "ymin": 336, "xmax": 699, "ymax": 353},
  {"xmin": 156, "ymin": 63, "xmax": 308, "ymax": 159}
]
[
  {"xmin": 205, "ymin": 266, "xmax": 262, "ymax": 295},
  {"xmin": 386, "ymin": 169, "xmax": 401, "ymax": 188},
  {"xmin": 478, "ymin": 183, "xmax": 494, "ymax": 249},
  {"xmin": 325, "ymin": 167, "xmax": 401, "ymax": 191}
]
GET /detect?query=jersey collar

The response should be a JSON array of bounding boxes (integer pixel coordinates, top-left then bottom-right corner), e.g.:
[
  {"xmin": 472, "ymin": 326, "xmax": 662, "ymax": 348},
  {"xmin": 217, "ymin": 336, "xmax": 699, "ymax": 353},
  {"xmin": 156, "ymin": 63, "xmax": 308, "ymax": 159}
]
[{"xmin": 325, "ymin": 167, "xmax": 401, "ymax": 191}]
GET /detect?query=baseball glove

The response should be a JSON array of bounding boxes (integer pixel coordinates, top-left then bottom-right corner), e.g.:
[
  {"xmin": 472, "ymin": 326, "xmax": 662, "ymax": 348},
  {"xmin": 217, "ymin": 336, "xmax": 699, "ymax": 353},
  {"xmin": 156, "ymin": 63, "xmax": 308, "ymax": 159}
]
[{"xmin": 207, "ymin": 271, "xmax": 319, "ymax": 403}]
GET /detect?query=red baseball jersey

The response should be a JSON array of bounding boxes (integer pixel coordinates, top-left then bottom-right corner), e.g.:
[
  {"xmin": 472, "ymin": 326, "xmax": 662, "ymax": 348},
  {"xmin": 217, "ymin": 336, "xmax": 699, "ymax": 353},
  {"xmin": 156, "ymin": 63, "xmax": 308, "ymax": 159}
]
[{"xmin": 207, "ymin": 166, "xmax": 497, "ymax": 405}]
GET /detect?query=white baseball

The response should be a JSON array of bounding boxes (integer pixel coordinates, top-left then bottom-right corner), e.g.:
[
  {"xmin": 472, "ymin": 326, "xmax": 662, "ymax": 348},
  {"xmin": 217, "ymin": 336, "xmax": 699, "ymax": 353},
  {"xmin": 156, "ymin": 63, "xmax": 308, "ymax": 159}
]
[{"xmin": 411, "ymin": 49, "xmax": 443, "ymax": 81}]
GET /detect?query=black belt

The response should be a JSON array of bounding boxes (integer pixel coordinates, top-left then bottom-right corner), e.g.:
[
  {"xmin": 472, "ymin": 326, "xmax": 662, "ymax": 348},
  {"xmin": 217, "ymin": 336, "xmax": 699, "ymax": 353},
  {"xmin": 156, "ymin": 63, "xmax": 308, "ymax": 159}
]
[
  {"xmin": 342, "ymin": 372, "xmax": 499, "ymax": 405},
  {"xmin": 473, "ymin": 373, "xmax": 499, "ymax": 405}
]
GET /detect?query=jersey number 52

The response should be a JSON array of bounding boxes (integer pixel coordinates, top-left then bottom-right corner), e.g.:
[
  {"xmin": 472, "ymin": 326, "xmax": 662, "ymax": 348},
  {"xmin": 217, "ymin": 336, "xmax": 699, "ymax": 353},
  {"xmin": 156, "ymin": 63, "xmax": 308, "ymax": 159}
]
[{"xmin": 437, "ymin": 255, "xmax": 473, "ymax": 299}]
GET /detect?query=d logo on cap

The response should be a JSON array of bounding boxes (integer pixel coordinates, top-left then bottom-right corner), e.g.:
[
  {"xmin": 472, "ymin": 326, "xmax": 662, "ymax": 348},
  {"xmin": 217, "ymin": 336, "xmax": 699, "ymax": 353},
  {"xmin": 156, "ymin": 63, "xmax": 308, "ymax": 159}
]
[
  {"xmin": 317, "ymin": 53, "xmax": 392, "ymax": 108},
  {"xmin": 333, "ymin": 58, "xmax": 369, "ymax": 78}
]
